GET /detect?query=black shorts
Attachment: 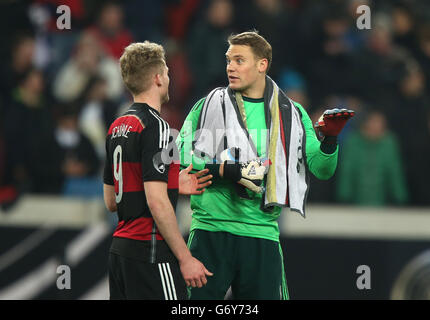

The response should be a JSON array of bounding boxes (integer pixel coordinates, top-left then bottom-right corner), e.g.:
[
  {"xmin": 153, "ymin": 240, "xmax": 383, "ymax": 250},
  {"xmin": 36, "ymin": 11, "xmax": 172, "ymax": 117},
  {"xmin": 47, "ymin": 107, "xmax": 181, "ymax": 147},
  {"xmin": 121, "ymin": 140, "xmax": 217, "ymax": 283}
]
[{"xmin": 108, "ymin": 237, "xmax": 187, "ymax": 300}]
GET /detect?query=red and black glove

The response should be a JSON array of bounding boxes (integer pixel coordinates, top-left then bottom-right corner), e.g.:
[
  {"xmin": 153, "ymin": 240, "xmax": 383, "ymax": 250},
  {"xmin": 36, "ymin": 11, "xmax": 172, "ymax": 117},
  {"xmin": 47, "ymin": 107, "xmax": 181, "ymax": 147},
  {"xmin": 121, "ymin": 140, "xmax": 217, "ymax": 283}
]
[{"xmin": 314, "ymin": 108, "xmax": 355, "ymax": 152}]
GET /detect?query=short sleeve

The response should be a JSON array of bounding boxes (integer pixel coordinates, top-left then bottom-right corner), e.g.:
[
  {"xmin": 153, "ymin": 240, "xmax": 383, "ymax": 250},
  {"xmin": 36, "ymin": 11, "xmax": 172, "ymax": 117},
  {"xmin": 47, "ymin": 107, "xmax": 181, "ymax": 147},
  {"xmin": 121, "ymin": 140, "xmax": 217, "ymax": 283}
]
[{"xmin": 141, "ymin": 119, "xmax": 171, "ymax": 182}]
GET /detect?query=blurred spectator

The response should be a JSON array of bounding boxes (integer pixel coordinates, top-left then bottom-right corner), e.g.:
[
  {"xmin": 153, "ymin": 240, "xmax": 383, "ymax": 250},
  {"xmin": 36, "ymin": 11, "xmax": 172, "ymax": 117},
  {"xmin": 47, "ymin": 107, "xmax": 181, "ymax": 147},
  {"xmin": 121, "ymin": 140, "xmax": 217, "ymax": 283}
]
[
  {"xmin": 36, "ymin": 104, "xmax": 100, "ymax": 194},
  {"xmin": 166, "ymin": 0, "xmax": 202, "ymax": 41},
  {"xmin": 0, "ymin": 33, "xmax": 35, "ymax": 103},
  {"xmin": 0, "ymin": 0, "xmax": 32, "ymax": 63},
  {"xmin": 27, "ymin": 1, "xmax": 87, "ymax": 79},
  {"xmin": 413, "ymin": 24, "xmax": 430, "ymax": 93},
  {"xmin": 124, "ymin": 0, "xmax": 166, "ymax": 43},
  {"xmin": 391, "ymin": 67, "xmax": 430, "ymax": 206},
  {"xmin": 350, "ymin": 14, "xmax": 415, "ymax": 107},
  {"xmin": 305, "ymin": 4, "xmax": 357, "ymax": 102},
  {"xmin": 186, "ymin": 0, "xmax": 234, "ymax": 101},
  {"xmin": 391, "ymin": 3, "xmax": 417, "ymax": 51},
  {"xmin": 27, "ymin": 2, "xmax": 54, "ymax": 70},
  {"xmin": 30, "ymin": 0, "xmax": 87, "ymax": 30},
  {"xmin": 279, "ymin": 69, "xmax": 309, "ymax": 107},
  {"xmin": 52, "ymin": 33, "xmax": 123, "ymax": 103},
  {"xmin": 234, "ymin": 0, "xmax": 293, "ymax": 79},
  {"xmin": 161, "ymin": 39, "xmax": 193, "ymax": 130},
  {"xmin": 3, "ymin": 67, "xmax": 54, "ymax": 193},
  {"xmin": 85, "ymin": 1, "xmax": 133, "ymax": 60},
  {"xmin": 343, "ymin": 0, "xmax": 369, "ymax": 51},
  {"xmin": 336, "ymin": 110, "xmax": 408, "ymax": 206},
  {"xmin": 77, "ymin": 76, "xmax": 118, "ymax": 158},
  {"xmin": 166, "ymin": 39, "xmax": 193, "ymax": 107}
]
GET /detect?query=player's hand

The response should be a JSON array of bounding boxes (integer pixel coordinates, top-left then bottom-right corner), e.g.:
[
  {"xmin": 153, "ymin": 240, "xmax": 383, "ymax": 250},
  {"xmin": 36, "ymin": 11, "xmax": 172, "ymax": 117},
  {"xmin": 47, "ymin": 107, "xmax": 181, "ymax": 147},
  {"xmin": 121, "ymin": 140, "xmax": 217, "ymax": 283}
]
[
  {"xmin": 314, "ymin": 108, "xmax": 355, "ymax": 138},
  {"xmin": 178, "ymin": 164, "xmax": 212, "ymax": 195},
  {"xmin": 220, "ymin": 148, "xmax": 269, "ymax": 194},
  {"xmin": 179, "ymin": 256, "xmax": 213, "ymax": 288},
  {"xmin": 237, "ymin": 159, "xmax": 269, "ymax": 194}
]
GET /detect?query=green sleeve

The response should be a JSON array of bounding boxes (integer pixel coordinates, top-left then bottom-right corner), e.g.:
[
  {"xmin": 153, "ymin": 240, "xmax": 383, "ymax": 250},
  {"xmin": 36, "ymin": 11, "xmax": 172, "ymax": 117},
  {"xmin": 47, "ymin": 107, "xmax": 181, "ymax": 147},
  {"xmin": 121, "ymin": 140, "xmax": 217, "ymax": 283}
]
[
  {"xmin": 176, "ymin": 98, "xmax": 207, "ymax": 171},
  {"xmin": 293, "ymin": 102, "xmax": 339, "ymax": 180}
]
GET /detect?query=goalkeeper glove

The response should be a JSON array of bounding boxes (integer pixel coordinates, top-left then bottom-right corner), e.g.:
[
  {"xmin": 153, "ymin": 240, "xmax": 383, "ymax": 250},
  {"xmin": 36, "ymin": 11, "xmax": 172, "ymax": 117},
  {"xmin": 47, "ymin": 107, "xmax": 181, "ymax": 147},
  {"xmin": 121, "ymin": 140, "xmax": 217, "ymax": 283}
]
[
  {"xmin": 314, "ymin": 108, "xmax": 355, "ymax": 139},
  {"xmin": 220, "ymin": 148, "xmax": 269, "ymax": 194}
]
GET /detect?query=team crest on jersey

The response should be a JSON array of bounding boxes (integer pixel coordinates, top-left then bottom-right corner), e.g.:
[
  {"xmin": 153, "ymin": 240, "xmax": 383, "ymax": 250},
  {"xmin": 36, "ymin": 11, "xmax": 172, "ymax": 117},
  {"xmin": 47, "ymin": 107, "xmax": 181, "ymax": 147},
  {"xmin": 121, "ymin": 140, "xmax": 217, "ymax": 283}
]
[
  {"xmin": 153, "ymin": 152, "xmax": 166, "ymax": 174},
  {"xmin": 156, "ymin": 163, "xmax": 166, "ymax": 174}
]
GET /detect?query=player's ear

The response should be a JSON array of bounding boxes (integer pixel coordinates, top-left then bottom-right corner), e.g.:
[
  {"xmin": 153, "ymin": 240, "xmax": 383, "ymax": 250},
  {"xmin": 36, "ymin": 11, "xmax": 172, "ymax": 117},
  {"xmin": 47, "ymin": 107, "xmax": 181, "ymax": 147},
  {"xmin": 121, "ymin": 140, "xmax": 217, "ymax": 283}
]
[
  {"xmin": 258, "ymin": 58, "xmax": 268, "ymax": 74},
  {"xmin": 154, "ymin": 73, "xmax": 162, "ymax": 87}
]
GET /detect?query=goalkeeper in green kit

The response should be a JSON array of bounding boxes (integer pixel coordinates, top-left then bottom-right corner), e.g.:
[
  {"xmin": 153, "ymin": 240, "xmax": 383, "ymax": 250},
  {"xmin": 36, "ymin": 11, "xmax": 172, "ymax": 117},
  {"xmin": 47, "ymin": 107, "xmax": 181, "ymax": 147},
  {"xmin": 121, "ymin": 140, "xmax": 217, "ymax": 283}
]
[{"xmin": 176, "ymin": 31, "xmax": 354, "ymax": 299}]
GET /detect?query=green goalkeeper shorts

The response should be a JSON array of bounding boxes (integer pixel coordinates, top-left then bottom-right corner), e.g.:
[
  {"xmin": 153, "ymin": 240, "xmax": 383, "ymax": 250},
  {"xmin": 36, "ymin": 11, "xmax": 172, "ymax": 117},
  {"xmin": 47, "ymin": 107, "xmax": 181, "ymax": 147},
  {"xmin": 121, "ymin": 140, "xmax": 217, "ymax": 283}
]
[{"xmin": 187, "ymin": 229, "xmax": 289, "ymax": 300}]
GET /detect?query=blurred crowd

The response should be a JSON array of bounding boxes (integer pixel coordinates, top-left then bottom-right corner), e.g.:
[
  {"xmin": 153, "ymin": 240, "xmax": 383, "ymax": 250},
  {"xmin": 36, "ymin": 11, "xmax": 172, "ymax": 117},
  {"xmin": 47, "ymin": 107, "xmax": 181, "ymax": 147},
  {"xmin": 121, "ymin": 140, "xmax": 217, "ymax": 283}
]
[{"xmin": 0, "ymin": 0, "xmax": 429, "ymax": 209}]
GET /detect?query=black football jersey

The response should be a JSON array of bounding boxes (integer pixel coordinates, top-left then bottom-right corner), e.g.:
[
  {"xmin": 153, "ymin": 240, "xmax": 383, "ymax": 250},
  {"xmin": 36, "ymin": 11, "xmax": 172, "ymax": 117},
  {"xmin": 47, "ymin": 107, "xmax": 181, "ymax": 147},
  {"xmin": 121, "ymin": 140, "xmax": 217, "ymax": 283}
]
[{"xmin": 104, "ymin": 103, "xmax": 179, "ymax": 242}]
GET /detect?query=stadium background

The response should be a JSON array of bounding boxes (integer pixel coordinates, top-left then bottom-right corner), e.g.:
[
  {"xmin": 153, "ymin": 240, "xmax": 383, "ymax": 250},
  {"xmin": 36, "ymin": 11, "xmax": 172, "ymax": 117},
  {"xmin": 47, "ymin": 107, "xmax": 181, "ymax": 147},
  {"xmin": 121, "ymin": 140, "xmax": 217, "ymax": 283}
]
[{"xmin": 0, "ymin": 0, "xmax": 429, "ymax": 299}]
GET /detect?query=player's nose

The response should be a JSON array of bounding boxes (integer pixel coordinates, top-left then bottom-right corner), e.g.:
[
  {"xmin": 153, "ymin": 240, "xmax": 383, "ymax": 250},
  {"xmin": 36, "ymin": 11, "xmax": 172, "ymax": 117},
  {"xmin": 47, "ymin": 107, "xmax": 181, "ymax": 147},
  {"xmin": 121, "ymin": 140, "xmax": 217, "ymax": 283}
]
[{"xmin": 227, "ymin": 63, "xmax": 235, "ymax": 73}]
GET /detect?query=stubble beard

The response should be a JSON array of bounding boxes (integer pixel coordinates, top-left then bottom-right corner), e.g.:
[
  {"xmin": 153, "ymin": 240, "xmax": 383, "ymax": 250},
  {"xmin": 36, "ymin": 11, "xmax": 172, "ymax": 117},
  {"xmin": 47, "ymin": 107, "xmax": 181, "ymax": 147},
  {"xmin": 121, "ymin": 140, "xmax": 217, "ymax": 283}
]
[
  {"xmin": 231, "ymin": 82, "xmax": 251, "ymax": 95},
  {"xmin": 161, "ymin": 91, "xmax": 169, "ymax": 104}
]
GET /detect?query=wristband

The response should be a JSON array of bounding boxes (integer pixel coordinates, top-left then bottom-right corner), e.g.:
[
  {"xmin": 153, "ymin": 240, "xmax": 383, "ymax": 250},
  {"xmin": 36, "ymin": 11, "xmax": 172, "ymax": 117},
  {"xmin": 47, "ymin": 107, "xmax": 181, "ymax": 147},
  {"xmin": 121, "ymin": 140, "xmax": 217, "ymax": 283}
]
[
  {"xmin": 222, "ymin": 161, "xmax": 241, "ymax": 182},
  {"xmin": 320, "ymin": 136, "xmax": 337, "ymax": 154},
  {"xmin": 205, "ymin": 163, "xmax": 221, "ymax": 179}
]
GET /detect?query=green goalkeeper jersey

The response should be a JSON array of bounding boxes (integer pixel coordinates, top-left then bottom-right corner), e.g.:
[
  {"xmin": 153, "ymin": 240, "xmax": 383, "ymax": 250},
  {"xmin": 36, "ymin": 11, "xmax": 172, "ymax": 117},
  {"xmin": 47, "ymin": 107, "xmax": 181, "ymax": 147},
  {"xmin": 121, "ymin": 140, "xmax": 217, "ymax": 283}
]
[{"xmin": 176, "ymin": 96, "xmax": 338, "ymax": 242}]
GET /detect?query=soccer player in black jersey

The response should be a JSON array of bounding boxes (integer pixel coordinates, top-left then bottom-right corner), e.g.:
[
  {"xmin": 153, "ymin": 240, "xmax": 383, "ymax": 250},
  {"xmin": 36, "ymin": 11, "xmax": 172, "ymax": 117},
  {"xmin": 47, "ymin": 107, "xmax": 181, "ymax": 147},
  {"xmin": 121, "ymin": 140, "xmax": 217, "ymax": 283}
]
[{"xmin": 103, "ymin": 42, "xmax": 213, "ymax": 300}]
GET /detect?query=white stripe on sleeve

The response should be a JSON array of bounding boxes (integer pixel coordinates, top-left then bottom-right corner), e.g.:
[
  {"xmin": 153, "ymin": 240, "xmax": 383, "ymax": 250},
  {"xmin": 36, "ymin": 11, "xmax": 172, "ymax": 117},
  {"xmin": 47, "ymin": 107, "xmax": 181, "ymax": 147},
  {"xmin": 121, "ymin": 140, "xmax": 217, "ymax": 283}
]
[{"xmin": 149, "ymin": 110, "xmax": 163, "ymax": 148}]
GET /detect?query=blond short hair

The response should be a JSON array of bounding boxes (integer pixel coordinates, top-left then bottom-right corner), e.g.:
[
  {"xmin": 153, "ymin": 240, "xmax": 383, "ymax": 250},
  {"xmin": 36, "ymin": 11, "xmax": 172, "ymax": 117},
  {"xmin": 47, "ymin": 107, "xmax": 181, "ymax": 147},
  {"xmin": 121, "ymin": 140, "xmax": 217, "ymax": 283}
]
[
  {"xmin": 119, "ymin": 41, "xmax": 166, "ymax": 96},
  {"xmin": 228, "ymin": 31, "xmax": 272, "ymax": 72}
]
